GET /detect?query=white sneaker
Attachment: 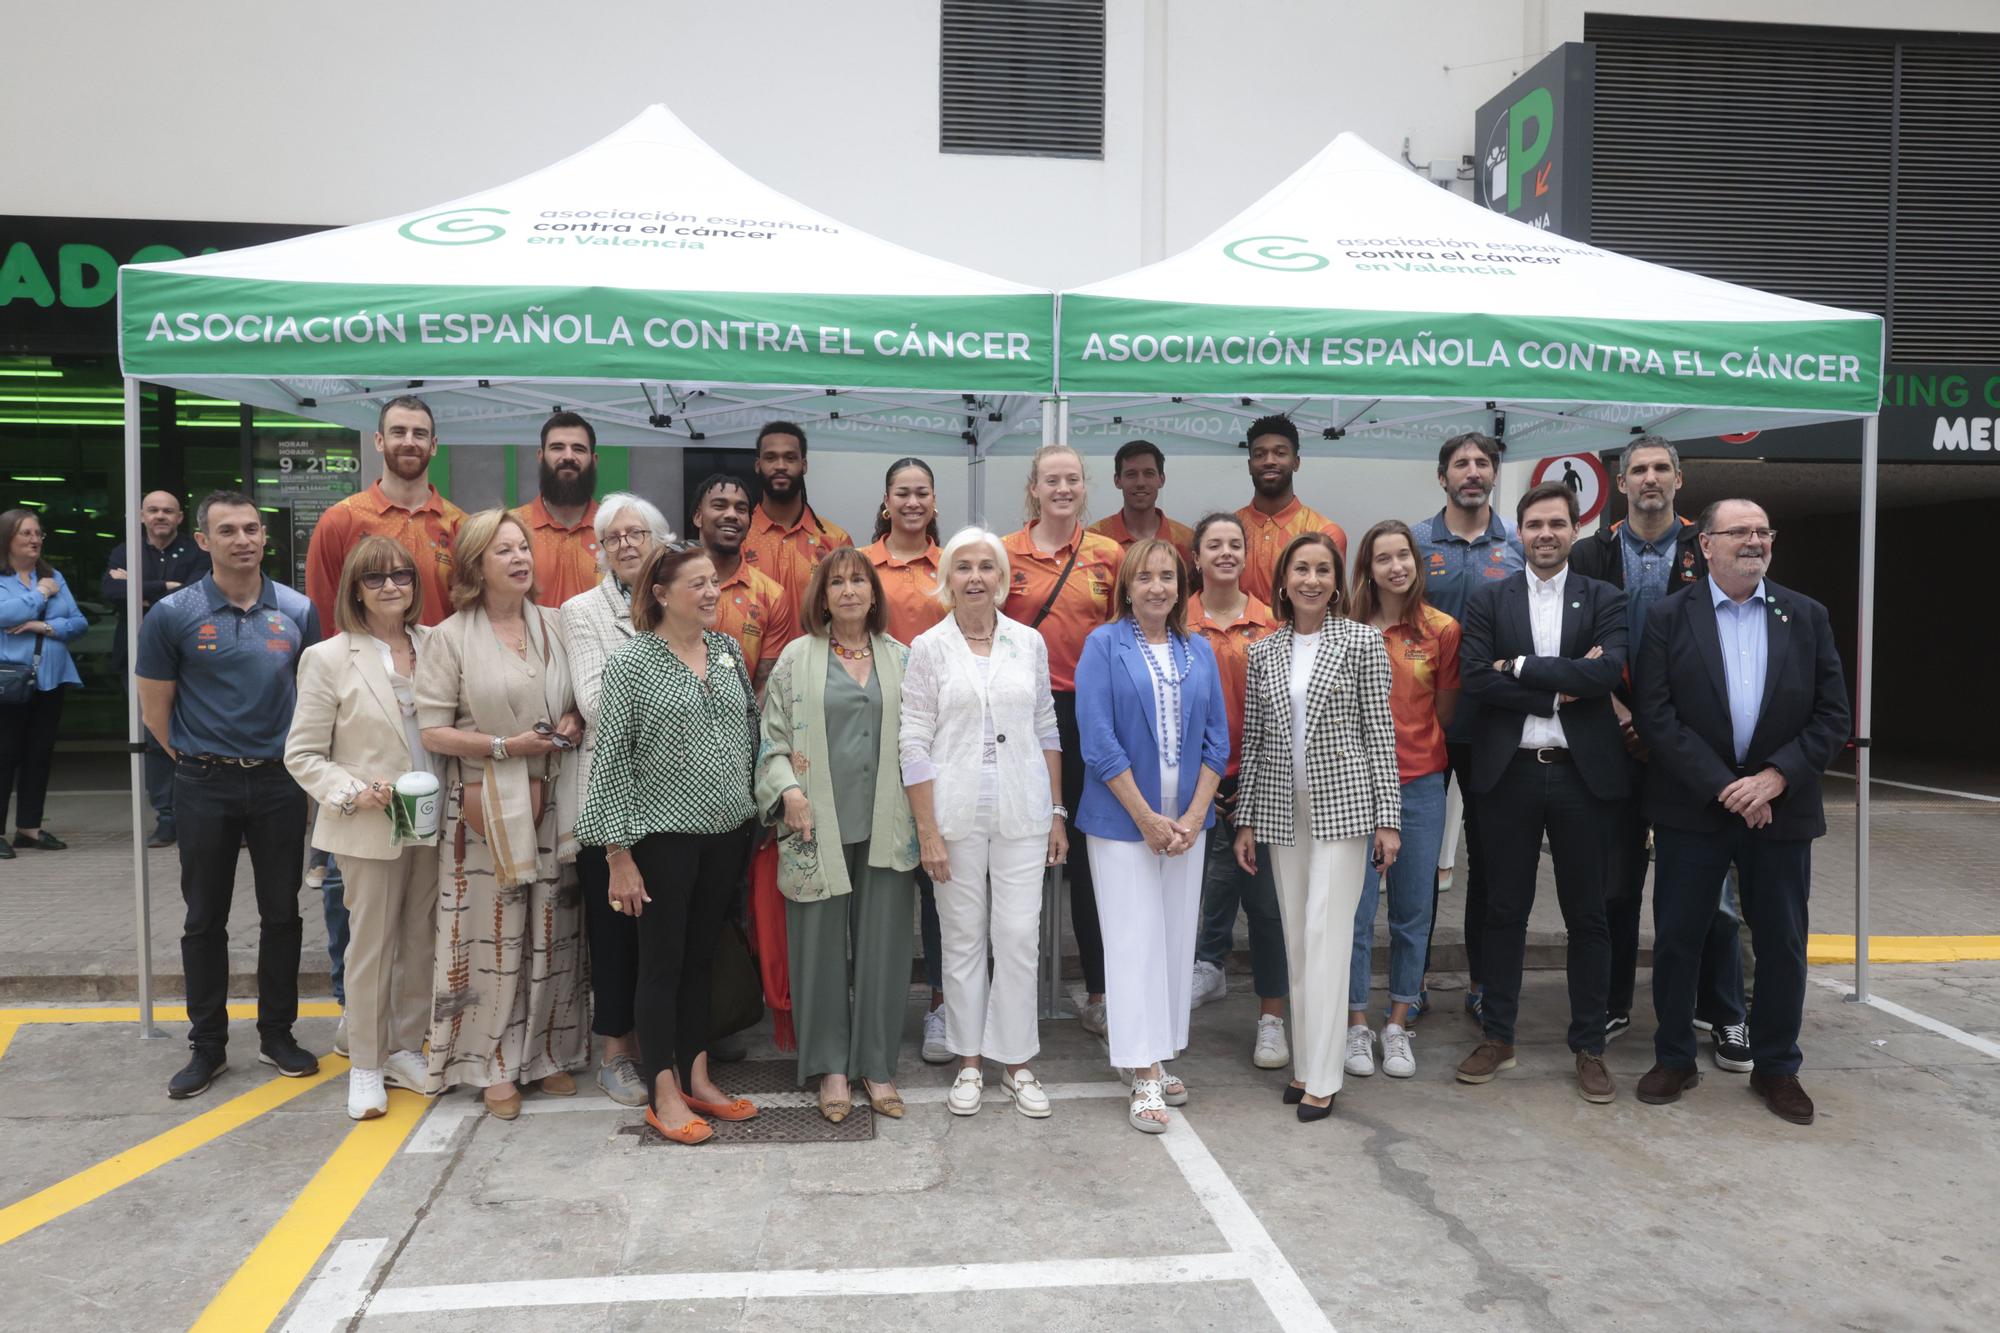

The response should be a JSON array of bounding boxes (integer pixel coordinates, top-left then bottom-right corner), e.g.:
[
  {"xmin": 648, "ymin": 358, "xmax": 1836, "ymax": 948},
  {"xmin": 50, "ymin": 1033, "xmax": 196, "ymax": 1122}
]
[
  {"xmin": 332, "ymin": 1014, "xmax": 349, "ymax": 1057},
  {"xmin": 1253, "ymin": 1014, "xmax": 1289, "ymax": 1069},
  {"xmin": 1344, "ymin": 1024, "xmax": 1377, "ymax": 1077},
  {"xmin": 382, "ymin": 1049, "xmax": 433, "ymax": 1094},
  {"xmin": 921, "ymin": 1007, "xmax": 951, "ymax": 1064},
  {"xmin": 947, "ymin": 1067, "xmax": 984, "ymax": 1116},
  {"xmin": 1381, "ymin": 1023, "xmax": 1416, "ymax": 1078},
  {"xmin": 1002, "ymin": 1067, "xmax": 1053, "ymax": 1118},
  {"xmin": 347, "ymin": 1066, "xmax": 387, "ymax": 1120},
  {"xmin": 1078, "ymin": 999, "xmax": 1108, "ymax": 1037},
  {"xmin": 1191, "ymin": 960, "xmax": 1227, "ymax": 1009}
]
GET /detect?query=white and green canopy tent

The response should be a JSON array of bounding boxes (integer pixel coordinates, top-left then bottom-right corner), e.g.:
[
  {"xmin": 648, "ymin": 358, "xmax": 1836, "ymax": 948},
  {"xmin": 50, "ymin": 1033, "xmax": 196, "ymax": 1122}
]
[
  {"xmin": 1047, "ymin": 130, "xmax": 1887, "ymax": 996},
  {"xmin": 112, "ymin": 105, "xmax": 1054, "ymax": 1028}
]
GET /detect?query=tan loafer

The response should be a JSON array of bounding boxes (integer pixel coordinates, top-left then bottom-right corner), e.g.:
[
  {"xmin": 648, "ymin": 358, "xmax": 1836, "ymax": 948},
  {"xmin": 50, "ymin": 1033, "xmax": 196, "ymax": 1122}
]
[
  {"xmin": 484, "ymin": 1088, "xmax": 523, "ymax": 1120},
  {"xmin": 537, "ymin": 1071, "xmax": 577, "ymax": 1097}
]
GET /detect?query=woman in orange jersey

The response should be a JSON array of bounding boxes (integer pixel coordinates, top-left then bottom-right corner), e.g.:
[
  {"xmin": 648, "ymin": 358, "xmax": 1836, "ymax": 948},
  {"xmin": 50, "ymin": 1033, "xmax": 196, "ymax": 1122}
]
[
  {"xmin": 861, "ymin": 457, "xmax": 951, "ymax": 1064},
  {"xmin": 1185, "ymin": 512, "xmax": 1291, "ymax": 1072},
  {"xmin": 1000, "ymin": 444, "xmax": 1124, "ymax": 1036}
]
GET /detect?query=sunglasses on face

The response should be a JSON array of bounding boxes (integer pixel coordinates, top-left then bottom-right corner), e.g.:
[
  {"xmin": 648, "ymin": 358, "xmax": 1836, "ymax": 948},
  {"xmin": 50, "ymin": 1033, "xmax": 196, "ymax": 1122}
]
[{"xmin": 359, "ymin": 569, "xmax": 417, "ymax": 590}]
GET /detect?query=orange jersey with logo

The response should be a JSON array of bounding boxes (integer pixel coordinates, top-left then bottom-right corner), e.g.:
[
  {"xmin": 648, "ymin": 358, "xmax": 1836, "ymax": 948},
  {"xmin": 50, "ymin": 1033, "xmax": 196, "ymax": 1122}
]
[
  {"xmin": 511, "ymin": 496, "xmax": 602, "ymax": 608},
  {"xmin": 1087, "ymin": 509, "xmax": 1196, "ymax": 573},
  {"xmin": 743, "ymin": 503, "xmax": 851, "ymax": 604},
  {"xmin": 1187, "ymin": 591, "xmax": 1279, "ymax": 777},
  {"xmin": 863, "ymin": 538, "xmax": 945, "ymax": 646},
  {"xmin": 303, "ymin": 481, "xmax": 464, "ymax": 632},
  {"xmin": 712, "ymin": 558, "xmax": 798, "ymax": 675},
  {"xmin": 1001, "ymin": 525, "xmax": 1123, "ymax": 692},
  {"xmin": 1236, "ymin": 497, "xmax": 1348, "ymax": 607},
  {"xmin": 1378, "ymin": 603, "xmax": 1461, "ymax": 781}
]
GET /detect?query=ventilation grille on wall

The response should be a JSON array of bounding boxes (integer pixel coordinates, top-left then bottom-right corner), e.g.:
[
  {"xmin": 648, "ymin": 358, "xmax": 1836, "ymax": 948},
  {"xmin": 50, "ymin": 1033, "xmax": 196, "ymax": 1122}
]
[
  {"xmin": 1891, "ymin": 43, "xmax": 2000, "ymax": 362},
  {"xmin": 940, "ymin": 0, "xmax": 1105, "ymax": 159}
]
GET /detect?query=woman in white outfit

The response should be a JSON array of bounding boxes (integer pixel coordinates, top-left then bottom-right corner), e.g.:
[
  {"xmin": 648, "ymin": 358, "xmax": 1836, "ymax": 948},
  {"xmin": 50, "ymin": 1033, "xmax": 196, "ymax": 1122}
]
[
  {"xmin": 900, "ymin": 526, "xmax": 1067, "ymax": 1119},
  {"xmin": 1074, "ymin": 539, "xmax": 1229, "ymax": 1133},
  {"xmin": 1233, "ymin": 531, "xmax": 1402, "ymax": 1121}
]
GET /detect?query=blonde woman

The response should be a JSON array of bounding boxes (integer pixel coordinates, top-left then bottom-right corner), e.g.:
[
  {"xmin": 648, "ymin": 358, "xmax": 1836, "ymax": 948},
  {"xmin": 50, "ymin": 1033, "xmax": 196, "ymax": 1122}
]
[
  {"xmin": 286, "ymin": 536, "xmax": 440, "ymax": 1119},
  {"xmin": 416, "ymin": 509, "xmax": 588, "ymax": 1119}
]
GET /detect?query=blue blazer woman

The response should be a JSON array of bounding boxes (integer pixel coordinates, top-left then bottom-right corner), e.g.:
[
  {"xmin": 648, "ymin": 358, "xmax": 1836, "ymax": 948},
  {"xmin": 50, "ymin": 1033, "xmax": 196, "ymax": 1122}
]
[
  {"xmin": 1073, "ymin": 620, "xmax": 1230, "ymax": 841},
  {"xmin": 0, "ymin": 568, "xmax": 87, "ymax": 690}
]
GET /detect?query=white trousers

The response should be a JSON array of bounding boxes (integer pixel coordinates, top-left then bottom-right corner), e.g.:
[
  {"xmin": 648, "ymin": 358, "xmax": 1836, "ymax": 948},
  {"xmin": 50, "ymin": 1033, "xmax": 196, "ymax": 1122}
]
[
  {"xmin": 1268, "ymin": 791, "xmax": 1369, "ymax": 1097},
  {"xmin": 938, "ymin": 826, "xmax": 1048, "ymax": 1065},
  {"xmin": 1088, "ymin": 823, "xmax": 1203, "ymax": 1070}
]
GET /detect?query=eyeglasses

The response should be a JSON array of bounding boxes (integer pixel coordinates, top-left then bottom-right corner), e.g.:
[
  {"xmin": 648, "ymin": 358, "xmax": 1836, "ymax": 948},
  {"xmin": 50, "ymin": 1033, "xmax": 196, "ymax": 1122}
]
[
  {"xmin": 601, "ymin": 529, "xmax": 651, "ymax": 550},
  {"xmin": 359, "ymin": 569, "xmax": 417, "ymax": 590},
  {"xmin": 1711, "ymin": 527, "xmax": 1777, "ymax": 542}
]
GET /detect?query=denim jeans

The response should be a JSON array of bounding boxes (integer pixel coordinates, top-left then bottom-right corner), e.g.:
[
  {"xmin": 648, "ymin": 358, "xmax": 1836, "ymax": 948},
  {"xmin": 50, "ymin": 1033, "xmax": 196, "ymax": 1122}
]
[
  {"xmin": 173, "ymin": 757, "xmax": 307, "ymax": 1053},
  {"xmin": 1350, "ymin": 770, "xmax": 1446, "ymax": 1011},
  {"xmin": 322, "ymin": 856, "xmax": 350, "ymax": 1005},
  {"xmin": 1195, "ymin": 778, "xmax": 1288, "ymax": 999}
]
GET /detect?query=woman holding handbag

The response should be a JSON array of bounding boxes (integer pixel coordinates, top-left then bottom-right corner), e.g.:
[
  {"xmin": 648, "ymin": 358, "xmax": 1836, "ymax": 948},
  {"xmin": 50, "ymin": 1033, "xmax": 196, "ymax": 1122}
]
[
  {"xmin": 0, "ymin": 508, "xmax": 88, "ymax": 858},
  {"xmin": 756, "ymin": 548, "xmax": 918, "ymax": 1122},
  {"xmin": 285, "ymin": 536, "xmax": 441, "ymax": 1119},
  {"xmin": 415, "ymin": 510, "xmax": 589, "ymax": 1119}
]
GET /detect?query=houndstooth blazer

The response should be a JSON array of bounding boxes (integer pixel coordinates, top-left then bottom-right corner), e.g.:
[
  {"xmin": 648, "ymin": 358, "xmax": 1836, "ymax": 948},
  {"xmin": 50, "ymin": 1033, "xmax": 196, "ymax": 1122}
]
[{"xmin": 1235, "ymin": 618, "xmax": 1402, "ymax": 846}]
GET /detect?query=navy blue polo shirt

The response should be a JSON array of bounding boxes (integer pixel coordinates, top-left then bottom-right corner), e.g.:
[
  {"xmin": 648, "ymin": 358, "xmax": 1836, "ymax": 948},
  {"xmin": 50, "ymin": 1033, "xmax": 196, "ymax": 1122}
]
[
  {"xmin": 136, "ymin": 574, "xmax": 320, "ymax": 759},
  {"xmin": 1411, "ymin": 507, "xmax": 1525, "ymax": 744}
]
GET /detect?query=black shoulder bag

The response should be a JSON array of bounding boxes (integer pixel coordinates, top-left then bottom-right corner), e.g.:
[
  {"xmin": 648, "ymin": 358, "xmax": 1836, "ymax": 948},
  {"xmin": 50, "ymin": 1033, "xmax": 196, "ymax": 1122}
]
[{"xmin": 1029, "ymin": 542, "xmax": 1082, "ymax": 629}]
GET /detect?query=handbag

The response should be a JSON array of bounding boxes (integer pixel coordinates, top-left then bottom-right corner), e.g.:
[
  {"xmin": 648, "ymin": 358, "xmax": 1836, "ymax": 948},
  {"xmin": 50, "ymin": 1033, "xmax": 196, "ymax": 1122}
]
[
  {"xmin": 1029, "ymin": 541, "xmax": 1082, "ymax": 629},
  {"xmin": 0, "ymin": 635, "xmax": 43, "ymax": 705},
  {"xmin": 708, "ymin": 916, "xmax": 766, "ymax": 1040}
]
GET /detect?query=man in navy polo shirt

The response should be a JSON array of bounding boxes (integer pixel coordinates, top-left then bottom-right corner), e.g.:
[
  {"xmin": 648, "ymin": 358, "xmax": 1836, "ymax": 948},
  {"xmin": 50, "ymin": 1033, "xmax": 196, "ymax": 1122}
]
[{"xmin": 137, "ymin": 491, "xmax": 322, "ymax": 1099}]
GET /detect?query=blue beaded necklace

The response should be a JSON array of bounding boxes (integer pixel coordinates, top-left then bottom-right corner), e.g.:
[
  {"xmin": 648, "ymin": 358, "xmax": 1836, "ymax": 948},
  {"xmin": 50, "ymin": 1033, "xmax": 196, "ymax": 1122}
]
[{"xmin": 1130, "ymin": 616, "xmax": 1193, "ymax": 761}]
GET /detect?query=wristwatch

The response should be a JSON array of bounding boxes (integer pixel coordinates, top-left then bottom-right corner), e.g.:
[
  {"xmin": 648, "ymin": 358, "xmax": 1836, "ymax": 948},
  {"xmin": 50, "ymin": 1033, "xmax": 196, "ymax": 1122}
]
[
  {"xmin": 490, "ymin": 734, "xmax": 509, "ymax": 761},
  {"xmin": 1051, "ymin": 803, "xmax": 1069, "ymax": 820}
]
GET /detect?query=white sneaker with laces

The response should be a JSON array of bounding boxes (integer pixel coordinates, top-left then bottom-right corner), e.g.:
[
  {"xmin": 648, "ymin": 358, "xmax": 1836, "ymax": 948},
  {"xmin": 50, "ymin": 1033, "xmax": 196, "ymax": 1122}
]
[
  {"xmin": 947, "ymin": 1067, "xmax": 984, "ymax": 1116},
  {"xmin": 382, "ymin": 1049, "xmax": 433, "ymax": 1094},
  {"xmin": 1191, "ymin": 960, "xmax": 1227, "ymax": 1009},
  {"xmin": 1253, "ymin": 1014, "xmax": 1289, "ymax": 1069},
  {"xmin": 1381, "ymin": 1023, "xmax": 1416, "ymax": 1078},
  {"xmin": 332, "ymin": 1014, "xmax": 349, "ymax": 1057},
  {"xmin": 1002, "ymin": 1067, "xmax": 1053, "ymax": 1118},
  {"xmin": 921, "ymin": 1007, "xmax": 951, "ymax": 1064},
  {"xmin": 1078, "ymin": 999, "xmax": 1108, "ymax": 1037},
  {"xmin": 348, "ymin": 1066, "xmax": 387, "ymax": 1120},
  {"xmin": 1344, "ymin": 1024, "xmax": 1377, "ymax": 1077}
]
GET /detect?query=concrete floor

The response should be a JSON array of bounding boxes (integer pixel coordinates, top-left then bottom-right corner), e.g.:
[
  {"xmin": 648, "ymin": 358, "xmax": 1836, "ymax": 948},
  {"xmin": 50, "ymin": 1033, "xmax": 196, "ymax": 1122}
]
[{"xmin": 5, "ymin": 965, "xmax": 1998, "ymax": 1332}]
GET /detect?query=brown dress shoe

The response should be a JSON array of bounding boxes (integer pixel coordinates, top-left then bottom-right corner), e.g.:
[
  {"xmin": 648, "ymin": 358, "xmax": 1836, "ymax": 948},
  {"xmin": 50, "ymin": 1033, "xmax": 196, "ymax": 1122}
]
[
  {"xmin": 1456, "ymin": 1040, "xmax": 1517, "ymax": 1084},
  {"xmin": 1749, "ymin": 1071, "xmax": 1815, "ymax": 1125},
  {"xmin": 1575, "ymin": 1051, "xmax": 1616, "ymax": 1104},
  {"xmin": 1636, "ymin": 1063, "xmax": 1701, "ymax": 1105}
]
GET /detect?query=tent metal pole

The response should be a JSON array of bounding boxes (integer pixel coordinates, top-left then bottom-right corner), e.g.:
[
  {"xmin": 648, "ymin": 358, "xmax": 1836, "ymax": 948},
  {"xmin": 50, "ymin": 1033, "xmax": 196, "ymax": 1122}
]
[
  {"xmin": 125, "ymin": 377, "xmax": 163, "ymax": 1039},
  {"xmin": 966, "ymin": 435, "xmax": 985, "ymax": 529},
  {"xmin": 1852, "ymin": 413, "xmax": 1879, "ymax": 1003}
]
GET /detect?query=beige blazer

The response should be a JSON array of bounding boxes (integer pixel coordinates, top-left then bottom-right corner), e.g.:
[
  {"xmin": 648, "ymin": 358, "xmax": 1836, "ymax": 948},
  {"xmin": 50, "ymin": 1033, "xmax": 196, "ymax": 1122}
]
[{"xmin": 285, "ymin": 627, "xmax": 440, "ymax": 861}]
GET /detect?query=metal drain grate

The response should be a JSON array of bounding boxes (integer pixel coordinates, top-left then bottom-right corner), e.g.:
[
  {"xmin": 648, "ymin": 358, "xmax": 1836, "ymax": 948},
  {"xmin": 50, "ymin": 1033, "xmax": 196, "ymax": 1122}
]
[{"xmin": 619, "ymin": 1060, "xmax": 878, "ymax": 1146}]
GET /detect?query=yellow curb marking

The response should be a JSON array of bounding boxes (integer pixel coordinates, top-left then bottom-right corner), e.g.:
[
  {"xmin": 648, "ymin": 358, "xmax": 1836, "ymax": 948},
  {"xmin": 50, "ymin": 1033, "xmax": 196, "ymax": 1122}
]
[
  {"xmin": 1808, "ymin": 934, "xmax": 2000, "ymax": 964},
  {"xmin": 191, "ymin": 1089, "xmax": 427, "ymax": 1332},
  {"xmin": 0, "ymin": 1001, "xmax": 343, "ymax": 1026},
  {"xmin": 0, "ymin": 1022, "xmax": 15, "ymax": 1065}
]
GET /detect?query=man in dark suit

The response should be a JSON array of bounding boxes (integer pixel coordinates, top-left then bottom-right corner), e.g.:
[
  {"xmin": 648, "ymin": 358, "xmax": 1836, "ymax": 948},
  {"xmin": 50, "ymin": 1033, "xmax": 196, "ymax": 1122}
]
[
  {"xmin": 1567, "ymin": 438, "xmax": 1748, "ymax": 1063},
  {"xmin": 1456, "ymin": 482, "xmax": 1629, "ymax": 1104},
  {"xmin": 1631, "ymin": 500, "xmax": 1850, "ymax": 1126}
]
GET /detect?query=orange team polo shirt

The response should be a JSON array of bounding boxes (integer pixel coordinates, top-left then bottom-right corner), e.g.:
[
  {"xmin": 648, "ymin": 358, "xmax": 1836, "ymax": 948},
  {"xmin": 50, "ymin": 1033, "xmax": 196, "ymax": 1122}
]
[
  {"xmin": 863, "ymin": 539, "xmax": 945, "ymax": 646},
  {"xmin": 511, "ymin": 497, "xmax": 602, "ymax": 608},
  {"xmin": 1235, "ymin": 497, "xmax": 1349, "ymax": 607},
  {"xmin": 744, "ymin": 503, "xmax": 852, "ymax": 604},
  {"xmin": 1088, "ymin": 509, "xmax": 1197, "ymax": 572},
  {"xmin": 1379, "ymin": 603, "xmax": 1462, "ymax": 782},
  {"xmin": 713, "ymin": 558, "xmax": 799, "ymax": 676},
  {"xmin": 1187, "ymin": 591, "xmax": 1279, "ymax": 778},
  {"xmin": 304, "ymin": 481, "xmax": 465, "ymax": 632},
  {"xmin": 1000, "ymin": 526, "xmax": 1123, "ymax": 692}
]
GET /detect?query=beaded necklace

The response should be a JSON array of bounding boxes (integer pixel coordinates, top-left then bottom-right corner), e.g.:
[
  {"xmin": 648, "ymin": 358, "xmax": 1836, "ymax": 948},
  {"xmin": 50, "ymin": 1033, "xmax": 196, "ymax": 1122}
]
[{"xmin": 1129, "ymin": 616, "xmax": 1193, "ymax": 762}]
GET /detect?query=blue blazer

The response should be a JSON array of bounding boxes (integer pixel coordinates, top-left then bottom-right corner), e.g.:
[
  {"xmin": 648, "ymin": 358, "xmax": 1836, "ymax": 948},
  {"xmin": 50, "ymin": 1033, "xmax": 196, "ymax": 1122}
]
[
  {"xmin": 0, "ymin": 568, "xmax": 87, "ymax": 690},
  {"xmin": 1074, "ymin": 620, "xmax": 1230, "ymax": 841}
]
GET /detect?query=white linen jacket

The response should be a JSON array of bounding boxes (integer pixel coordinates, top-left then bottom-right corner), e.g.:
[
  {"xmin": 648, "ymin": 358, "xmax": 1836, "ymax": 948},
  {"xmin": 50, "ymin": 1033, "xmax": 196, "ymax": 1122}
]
[
  {"xmin": 559, "ymin": 574, "xmax": 635, "ymax": 802},
  {"xmin": 285, "ymin": 627, "xmax": 440, "ymax": 861},
  {"xmin": 898, "ymin": 611, "xmax": 1061, "ymax": 842}
]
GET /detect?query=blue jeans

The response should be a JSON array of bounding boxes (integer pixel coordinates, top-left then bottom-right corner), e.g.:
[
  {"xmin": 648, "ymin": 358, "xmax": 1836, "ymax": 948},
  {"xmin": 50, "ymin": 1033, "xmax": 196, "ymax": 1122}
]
[
  {"xmin": 321, "ymin": 854, "xmax": 350, "ymax": 1005},
  {"xmin": 1350, "ymin": 771, "xmax": 1446, "ymax": 1011},
  {"xmin": 1195, "ymin": 779, "xmax": 1288, "ymax": 999}
]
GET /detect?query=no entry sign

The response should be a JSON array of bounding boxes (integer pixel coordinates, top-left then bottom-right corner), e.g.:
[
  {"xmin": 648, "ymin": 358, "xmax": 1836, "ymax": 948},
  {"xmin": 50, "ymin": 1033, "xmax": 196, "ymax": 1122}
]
[{"xmin": 1530, "ymin": 452, "xmax": 1609, "ymax": 526}]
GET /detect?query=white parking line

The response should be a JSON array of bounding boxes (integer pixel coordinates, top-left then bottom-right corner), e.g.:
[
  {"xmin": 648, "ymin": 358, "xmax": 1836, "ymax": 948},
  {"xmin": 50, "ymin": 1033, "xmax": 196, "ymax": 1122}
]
[
  {"xmin": 1812, "ymin": 976, "xmax": 2000, "ymax": 1060},
  {"xmin": 280, "ymin": 1238, "xmax": 386, "ymax": 1333}
]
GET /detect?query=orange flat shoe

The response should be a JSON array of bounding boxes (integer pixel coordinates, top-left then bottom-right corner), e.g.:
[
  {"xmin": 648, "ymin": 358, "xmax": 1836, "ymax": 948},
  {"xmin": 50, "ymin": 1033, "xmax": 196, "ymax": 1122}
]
[
  {"xmin": 644, "ymin": 1107, "xmax": 714, "ymax": 1144},
  {"xmin": 683, "ymin": 1093, "xmax": 758, "ymax": 1121}
]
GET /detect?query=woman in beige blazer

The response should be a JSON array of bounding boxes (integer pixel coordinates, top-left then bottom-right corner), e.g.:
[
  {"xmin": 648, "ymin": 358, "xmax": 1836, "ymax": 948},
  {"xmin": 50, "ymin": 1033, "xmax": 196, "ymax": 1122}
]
[{"xmin": 285, "ymin": 536, "xmax": 442, "ymax": 1121}]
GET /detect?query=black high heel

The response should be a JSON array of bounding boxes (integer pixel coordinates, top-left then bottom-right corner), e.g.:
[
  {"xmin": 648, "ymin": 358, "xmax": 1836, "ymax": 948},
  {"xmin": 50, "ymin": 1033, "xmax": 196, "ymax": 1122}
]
[
  {"xmin": 1282, "ymin": 1084, "xmax": 1305, "ymax": 1105},
  {"xmin": 1296, "ymin": 1095, "xmax": 1334, "ymax": 1123}
]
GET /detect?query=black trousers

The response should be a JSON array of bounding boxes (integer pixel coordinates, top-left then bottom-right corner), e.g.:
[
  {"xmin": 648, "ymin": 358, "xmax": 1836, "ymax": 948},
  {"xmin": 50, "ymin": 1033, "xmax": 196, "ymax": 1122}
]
[
  {"xmin": 173, "ymin": 757, "xmax": 307, "ymax": 1053},
  {"xmin": 1653, "ymin": 825, "xmax": 1812, "ymax": 1076},
  {"xmin": 577, "ymin": 844, "xmax": 641, "ymax": 1039},
  {"xmin": 630, "ymin": 826, "xmax": 749, "ymax": 1100},
  {"xmin": 1474, "ymin": 751, "xmax": 1615, "ymax": 1053},
  {"xmin": 1606, "ymin": 781, "xmax": 1746, "ymax": 1025},
  {"xmin": 1421, "ymin": 741, "xmax": 1490, "ymax": 986},
  {"xmin": 0, "ymin": 684, "xmax": 64, "ymax": 832},
  {"xmin": 1052, "ymin": 691, "xmax": 1105, "ymax": 995}
]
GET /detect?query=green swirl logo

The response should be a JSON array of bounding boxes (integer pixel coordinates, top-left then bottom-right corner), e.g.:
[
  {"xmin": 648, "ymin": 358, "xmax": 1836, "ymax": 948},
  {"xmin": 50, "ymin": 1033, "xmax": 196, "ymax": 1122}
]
[
  {"xmin": 1222, "ymin": 235, "xmax": 1328, "ymax": 272},
  {"xmin": 397, "ymin": 208, "xmax": 510, "ymax": 246}
]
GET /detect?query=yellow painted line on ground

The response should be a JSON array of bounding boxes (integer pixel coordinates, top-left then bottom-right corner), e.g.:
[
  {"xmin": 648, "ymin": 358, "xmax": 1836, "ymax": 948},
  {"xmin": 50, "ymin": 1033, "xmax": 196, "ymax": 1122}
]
[
  {"xmin": 0, "ymin": 1055, "xmax": 347, "ymax": 1247},
  {"xmin": 0, "ymin": 1002, "xmax": 343, "ymax": 1025},
  {"xmin": 191, "ymin": 1089, "xmax": 428, "ymax": 1332},
  {"xmin": 0, "ymin": 1022, "xmax": 15, "ymax": 1065},
  {"xmin": 1809, "ymin": 934, "xmax": 2000, "ymax": 964}
]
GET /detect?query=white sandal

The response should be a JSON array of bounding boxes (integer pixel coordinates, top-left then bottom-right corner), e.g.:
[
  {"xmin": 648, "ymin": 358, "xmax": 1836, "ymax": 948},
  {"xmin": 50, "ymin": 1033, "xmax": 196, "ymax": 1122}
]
[
  {"xmin": 1128, "ymin": 1078, "xmax": 1169, "ymax": 1134},
  {"xmin": 1159, "ymin": 1070, "xmax": 1188, "ymax": 1106}
]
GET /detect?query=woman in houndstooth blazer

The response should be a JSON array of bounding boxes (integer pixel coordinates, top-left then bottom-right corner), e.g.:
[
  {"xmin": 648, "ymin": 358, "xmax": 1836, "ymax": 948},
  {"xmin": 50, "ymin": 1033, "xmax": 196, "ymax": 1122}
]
[{"xmin": 1232, "ymin": 531, "xmax": 1402, "ymax": 1120}]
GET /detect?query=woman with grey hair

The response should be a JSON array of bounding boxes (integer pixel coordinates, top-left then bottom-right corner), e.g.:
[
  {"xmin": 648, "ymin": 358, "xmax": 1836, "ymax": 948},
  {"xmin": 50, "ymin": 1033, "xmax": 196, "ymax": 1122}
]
[{"xmin": 561, "ymin": 491, "xmax": 675, "ymax": 1105}]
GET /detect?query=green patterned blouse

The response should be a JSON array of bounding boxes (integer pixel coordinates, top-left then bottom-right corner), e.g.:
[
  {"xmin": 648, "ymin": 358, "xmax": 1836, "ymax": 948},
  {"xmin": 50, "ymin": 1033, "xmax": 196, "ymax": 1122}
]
[{"xmin": 574, "ymin": 630, "xmax": 756, "ymax": 847}]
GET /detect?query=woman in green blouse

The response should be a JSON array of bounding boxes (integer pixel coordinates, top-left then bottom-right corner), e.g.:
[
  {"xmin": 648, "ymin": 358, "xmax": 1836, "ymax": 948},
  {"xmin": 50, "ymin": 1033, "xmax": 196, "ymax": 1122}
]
[
  {"xmin": 575, "ymin": 543, "xmax": 760, "ymax": 1146},
  {"xmin": 757, "ymin": 548, "xmax": 920, "ymax": 1122}
]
